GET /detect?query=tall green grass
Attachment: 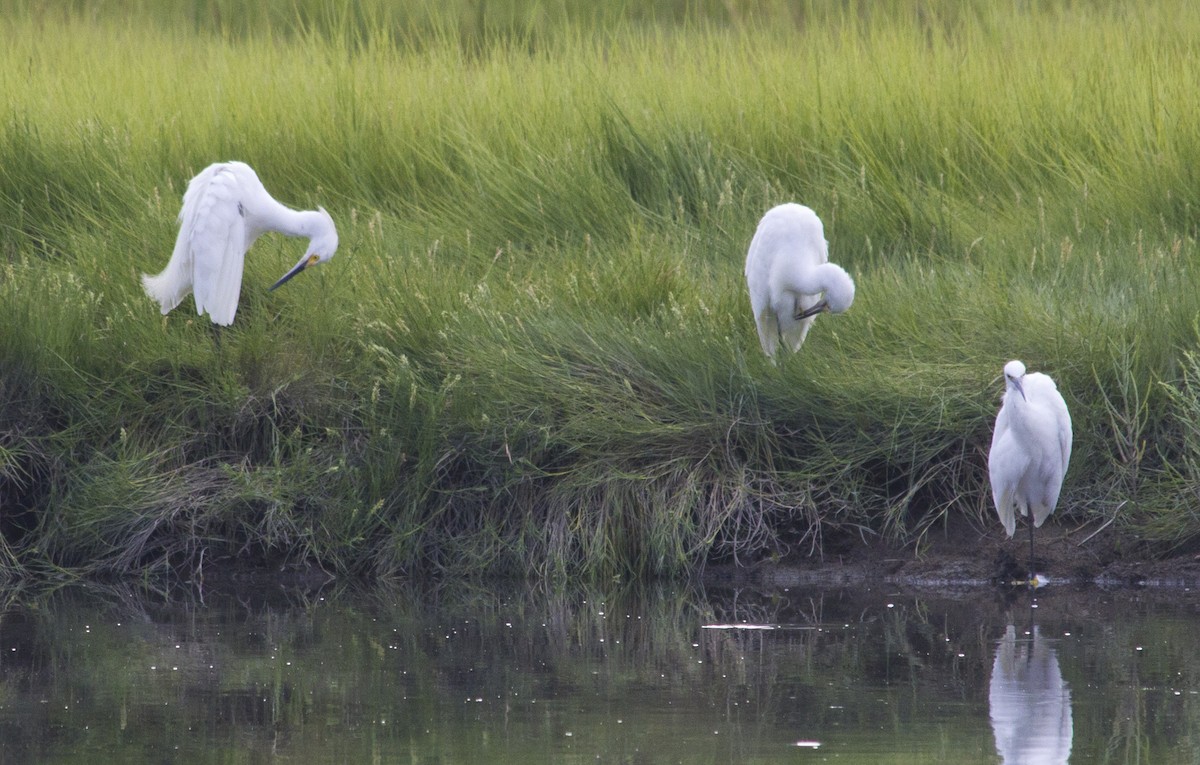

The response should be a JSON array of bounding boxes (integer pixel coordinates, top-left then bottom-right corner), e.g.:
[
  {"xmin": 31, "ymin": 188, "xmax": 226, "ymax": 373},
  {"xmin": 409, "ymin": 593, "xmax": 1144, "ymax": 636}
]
[{"xmin": 2, "ymin": 0, "xmax": 1200, "ymax": 580}]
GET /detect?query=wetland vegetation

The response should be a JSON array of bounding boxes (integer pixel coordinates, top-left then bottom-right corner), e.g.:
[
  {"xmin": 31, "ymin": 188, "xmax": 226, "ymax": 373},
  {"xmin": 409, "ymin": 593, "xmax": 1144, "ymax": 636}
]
[{"xmin": 2, "ymin": 0, "xmax": 1200, "ymax": 582}]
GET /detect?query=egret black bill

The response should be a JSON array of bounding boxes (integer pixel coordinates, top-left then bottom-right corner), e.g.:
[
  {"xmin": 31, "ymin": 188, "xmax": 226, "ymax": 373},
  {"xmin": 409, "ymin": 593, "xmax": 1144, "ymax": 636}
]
[
  {"xmin": 794, "ymin": 299, "xmax": 830, "ymax": 321},
  {"xmin": 270, "ymin": 253, "xmax": 320, "ymax": 291},
  {"xmin": 1007, "ymin": 373, "xmax": 1027, "ymax": 402}
]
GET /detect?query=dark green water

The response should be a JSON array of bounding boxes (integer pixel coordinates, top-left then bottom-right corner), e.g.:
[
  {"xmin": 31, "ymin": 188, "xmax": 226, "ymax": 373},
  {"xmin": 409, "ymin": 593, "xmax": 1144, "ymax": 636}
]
[{"xmin": 0, "ymin": 579, "xmax": 1196, "ymax": 763}]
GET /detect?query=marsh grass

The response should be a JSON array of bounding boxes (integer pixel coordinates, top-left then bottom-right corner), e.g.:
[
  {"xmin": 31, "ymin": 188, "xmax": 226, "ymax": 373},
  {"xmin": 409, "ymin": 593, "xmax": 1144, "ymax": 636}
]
[{"xmin": 2, "ymin": 0, "xmax": 1200, "ymax": 580}]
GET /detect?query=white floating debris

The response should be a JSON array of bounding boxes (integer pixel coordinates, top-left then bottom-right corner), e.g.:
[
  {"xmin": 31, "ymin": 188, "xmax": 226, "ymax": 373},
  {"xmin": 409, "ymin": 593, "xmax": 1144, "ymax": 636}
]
[
  {"xmin": 701, "ymin": 624, "xmax": 778, "ymax": 631},
  {"xmin": 794, "ymin": 740, "xmax": 822, "ymax": 749}
]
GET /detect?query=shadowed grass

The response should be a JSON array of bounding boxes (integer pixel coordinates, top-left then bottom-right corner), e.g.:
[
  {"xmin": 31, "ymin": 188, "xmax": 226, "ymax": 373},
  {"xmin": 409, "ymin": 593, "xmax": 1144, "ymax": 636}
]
[{"xmin": 2, "ymin": 0, "xmax": 1200, "ymax": 581}]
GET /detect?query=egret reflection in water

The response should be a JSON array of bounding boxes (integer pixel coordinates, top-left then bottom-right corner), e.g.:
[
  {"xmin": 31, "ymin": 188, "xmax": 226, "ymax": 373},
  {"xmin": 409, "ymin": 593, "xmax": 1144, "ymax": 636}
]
[{"xmin": 989, "ymin": 624, "xmax": 1073, "ymax": 764}]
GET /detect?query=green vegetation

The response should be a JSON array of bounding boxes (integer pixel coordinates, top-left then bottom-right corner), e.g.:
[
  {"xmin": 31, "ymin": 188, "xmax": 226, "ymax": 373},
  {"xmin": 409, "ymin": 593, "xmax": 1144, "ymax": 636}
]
[{"xmin": 2, "ymin": 0, "xmax": 1200, "ymax": 581}]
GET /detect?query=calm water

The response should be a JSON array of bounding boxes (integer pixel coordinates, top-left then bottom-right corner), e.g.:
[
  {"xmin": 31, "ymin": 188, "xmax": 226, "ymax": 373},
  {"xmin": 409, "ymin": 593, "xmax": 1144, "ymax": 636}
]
[{"xmin": 0, "ymin": 579, "xmax": 1197, "ymax": 763}]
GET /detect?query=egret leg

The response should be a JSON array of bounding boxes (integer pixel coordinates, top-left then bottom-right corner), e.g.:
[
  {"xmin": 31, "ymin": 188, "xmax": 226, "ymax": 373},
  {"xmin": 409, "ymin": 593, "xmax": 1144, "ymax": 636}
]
[{"xmin": 209, "ymin": 322, "xmax": 226, "ymax": 357}]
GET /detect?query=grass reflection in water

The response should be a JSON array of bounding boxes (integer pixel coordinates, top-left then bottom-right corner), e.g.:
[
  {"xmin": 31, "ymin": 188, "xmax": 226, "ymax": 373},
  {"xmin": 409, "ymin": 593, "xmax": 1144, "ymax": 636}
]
[{"xmin": 0, "ymin": 582, "xmax": 1196, "ymax": 763}]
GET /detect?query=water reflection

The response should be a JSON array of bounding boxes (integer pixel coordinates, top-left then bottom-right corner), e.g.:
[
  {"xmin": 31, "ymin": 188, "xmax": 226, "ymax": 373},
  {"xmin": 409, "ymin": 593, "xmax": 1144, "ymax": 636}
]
[
  {"xmin": 989, "ymin": 624, "xmax": 1072, "ymax": 764},
  {"xmin": 0, "ymin": 581, "xmax": 1196, "ymax": 763}
]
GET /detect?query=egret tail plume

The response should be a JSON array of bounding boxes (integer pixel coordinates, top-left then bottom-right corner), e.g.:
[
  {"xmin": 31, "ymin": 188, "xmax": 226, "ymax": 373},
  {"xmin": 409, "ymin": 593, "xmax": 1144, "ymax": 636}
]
[{"xmin": 141, "ymin": 267, "xmax": 188, "ymax": 316}]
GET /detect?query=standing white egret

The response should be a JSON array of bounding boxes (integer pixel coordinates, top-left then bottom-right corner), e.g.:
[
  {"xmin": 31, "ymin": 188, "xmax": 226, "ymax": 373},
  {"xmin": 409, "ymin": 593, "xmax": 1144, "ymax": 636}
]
[
  {"xmin": 988, "ymin": 360, "xmax": 1072, "ymax": 580},
  {"xmin": 142, "ymin": 161, "xmax": 339, "ymax": 326},
  {"xmin": 744, "ymin": 203, "xmax": 855, "ymax": 358}
]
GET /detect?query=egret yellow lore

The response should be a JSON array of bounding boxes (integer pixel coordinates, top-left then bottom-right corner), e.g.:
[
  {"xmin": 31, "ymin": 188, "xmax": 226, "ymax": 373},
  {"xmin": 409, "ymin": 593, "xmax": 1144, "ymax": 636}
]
[
  {"xmin": 988, "ymin": 360, "xmax": 1072, "ymax": 580},
  {"xmin": 142, "ymin": 161, "xmax": 338, "ymax": 326},
  {"xmin": 744, "ymin": 203, "xmax": 855, "ymax": 358}
]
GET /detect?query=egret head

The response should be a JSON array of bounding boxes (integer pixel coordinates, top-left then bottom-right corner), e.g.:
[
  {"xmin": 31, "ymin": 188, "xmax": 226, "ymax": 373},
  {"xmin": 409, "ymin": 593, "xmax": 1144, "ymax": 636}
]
[
  {"xmin": 270, "ymin": 208, "xmax": 339, "ymax": 291},
  {"xmin": 1003, "ymin": 359, "xmax": 1027, "ymax": 401},
  {"xmin": 794, "ymin": 264, "xmax": 856, "ymax": 320}
]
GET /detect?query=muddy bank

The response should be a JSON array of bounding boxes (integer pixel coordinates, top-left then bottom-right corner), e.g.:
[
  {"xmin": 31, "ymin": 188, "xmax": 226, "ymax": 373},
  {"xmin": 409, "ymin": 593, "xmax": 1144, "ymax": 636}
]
[{"xmin": 706, "ymin": 516, "xmax": 1200, "ymax": 590}]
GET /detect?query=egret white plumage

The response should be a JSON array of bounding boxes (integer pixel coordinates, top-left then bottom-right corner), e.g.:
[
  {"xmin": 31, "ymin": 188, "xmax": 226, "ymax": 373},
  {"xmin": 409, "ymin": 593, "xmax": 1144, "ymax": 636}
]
[
  {"xmin": 988, "ymin": 360, "xmax": 1072, "ymax": 579},
  {"xmin": 744, "ymin": 203, "xmax": 855, "ymax": 358},
  {"xmin": 142, "ymin": 161, "xmax": 338, "ymax": 326}
]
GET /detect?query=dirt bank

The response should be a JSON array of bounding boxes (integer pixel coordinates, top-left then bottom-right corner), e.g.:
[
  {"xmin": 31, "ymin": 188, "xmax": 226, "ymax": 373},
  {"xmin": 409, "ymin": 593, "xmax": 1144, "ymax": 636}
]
[{"xmin": 707, "ymin": 515, "xmax": 1200, "ymax": 590}]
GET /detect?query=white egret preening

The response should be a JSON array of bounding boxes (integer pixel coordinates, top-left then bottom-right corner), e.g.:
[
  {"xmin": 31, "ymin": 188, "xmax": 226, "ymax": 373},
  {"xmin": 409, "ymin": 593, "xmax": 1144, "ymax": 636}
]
[
  {"xmin": 142, "ymin": 161, "xmax": 339, "ymax": 326},
  {"xmin": 744, "ymin": 203, "xmax": 855, "ymax": 358},
  {"xmin": 988, "ymin": 360, "xmax": 1072, "ymax": 580}
]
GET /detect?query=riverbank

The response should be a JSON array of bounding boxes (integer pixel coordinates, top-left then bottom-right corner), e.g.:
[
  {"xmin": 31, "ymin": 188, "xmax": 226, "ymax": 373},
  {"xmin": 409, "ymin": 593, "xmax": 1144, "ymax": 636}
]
[
  {"xmin": 710, "ymin": 514, "xmax": 1200, "ymax": 591},
  {"xmin": 3, "ymin": 2, "xmax": 1200, "ymax": 582}
]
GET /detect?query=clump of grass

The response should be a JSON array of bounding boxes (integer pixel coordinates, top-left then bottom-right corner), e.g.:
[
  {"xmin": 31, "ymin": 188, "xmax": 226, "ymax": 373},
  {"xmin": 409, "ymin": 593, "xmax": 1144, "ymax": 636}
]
[{"xmin": 3, "ymin": 0, "xmax": 1200, "ymax": 582}]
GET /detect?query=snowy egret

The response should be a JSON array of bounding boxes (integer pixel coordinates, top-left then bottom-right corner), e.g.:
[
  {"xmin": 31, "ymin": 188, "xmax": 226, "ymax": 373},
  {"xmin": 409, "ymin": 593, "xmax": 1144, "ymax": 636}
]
[
  {"xmin": 744, "ymin": 203, "xmax": 855, "ymax": 358},
  {"xmin": 988, "ymin": 360, "xmax": 1072, "ymax": 580},
  {"xmin": 142, "ymin": 161, "xmax": 338, "ymax": 326}
]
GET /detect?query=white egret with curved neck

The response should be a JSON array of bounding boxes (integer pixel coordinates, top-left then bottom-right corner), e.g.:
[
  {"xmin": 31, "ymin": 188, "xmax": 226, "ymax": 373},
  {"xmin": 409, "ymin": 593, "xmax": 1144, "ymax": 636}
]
[
  {"xmin": 744, "ymin": 203, "xmax": 855, "ymax": 358},
  {"xmin": 988, "ymin": 360, "xmax": 1072, "ymax": 582},
  {"xmin": 142, "ymin": 161, "xmax": 339, "ymax": 326}
]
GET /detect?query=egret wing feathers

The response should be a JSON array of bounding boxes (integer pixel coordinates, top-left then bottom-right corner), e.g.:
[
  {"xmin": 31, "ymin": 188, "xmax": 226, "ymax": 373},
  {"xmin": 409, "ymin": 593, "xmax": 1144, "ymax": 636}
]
[
  {"xmin": 1024, "ymin": 372, "xmax": 1072, "ymax": 528},
  {"xmin": 188, "ymin": 168, "xmax": 249, "ymax": 327},
  {"xmin": 141, "ymin": 161, "xmax": 337, "ymax": 326},
  {"xmin": 141, "ymin": 164, "xmax": 223, "ymax": 316},
  {"xmin": 745, "ymin": 204, "xmax": 852, "ymax": 359},
  {"xmin": 988, "ymin": 407, "xmax": 1025, "ymax": 538},
  {"xmin": 987, "ymin": 362, "xmax": 1072, "ymax": 538}
]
